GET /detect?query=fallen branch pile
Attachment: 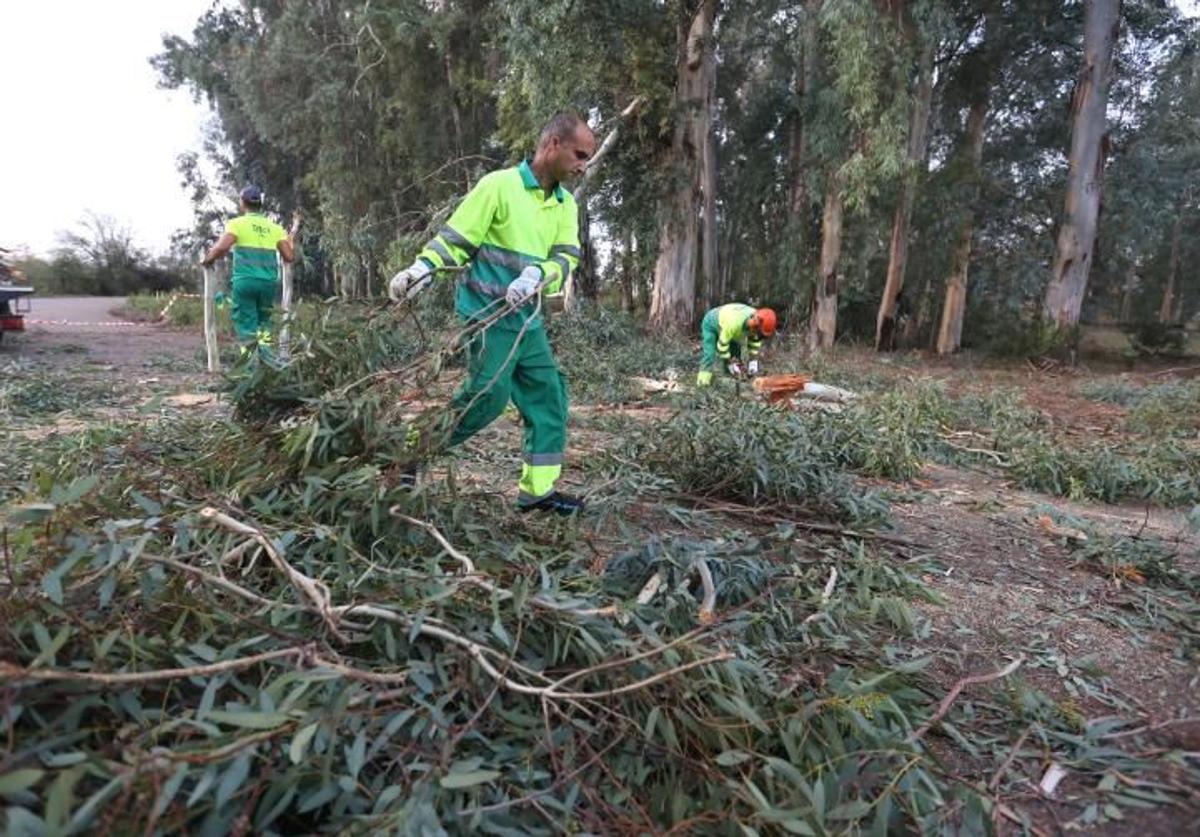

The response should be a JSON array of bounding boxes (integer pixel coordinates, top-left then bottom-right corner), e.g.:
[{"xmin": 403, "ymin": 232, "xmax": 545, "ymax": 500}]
[{"xmin": 2, "ymin": 306, "xmax": 1195, "ymax": 833}]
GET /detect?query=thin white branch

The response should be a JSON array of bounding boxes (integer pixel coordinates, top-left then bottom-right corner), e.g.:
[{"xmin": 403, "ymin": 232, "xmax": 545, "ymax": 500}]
[{"xmin": 201, "ymin": 508, "xmax": 347, "ymax": 642}]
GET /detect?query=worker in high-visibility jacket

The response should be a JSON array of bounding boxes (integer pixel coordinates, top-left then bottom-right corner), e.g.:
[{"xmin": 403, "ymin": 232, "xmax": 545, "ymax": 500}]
[
  {"xmin": 388, "ymin": 113, "xmax": 596, "ymax": 515},
  {"xmin": 696, "ymin": 304, "xmax": 778, "ymax": 386},
  {"xmin": 200, "ymin": 185, "xmax": 295, "ymax": 351}
]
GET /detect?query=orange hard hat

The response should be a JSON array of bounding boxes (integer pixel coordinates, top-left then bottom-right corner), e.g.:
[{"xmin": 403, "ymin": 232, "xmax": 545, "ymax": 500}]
[{"xmin": 749, "ymin": 307, "xmax": 777, "ymax": 337}]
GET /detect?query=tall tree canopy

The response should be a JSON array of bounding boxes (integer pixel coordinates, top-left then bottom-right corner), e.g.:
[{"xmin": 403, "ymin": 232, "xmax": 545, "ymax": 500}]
[{"xmin": 156, "ymin": 0, "xmax": 1200, "ymax": 346}]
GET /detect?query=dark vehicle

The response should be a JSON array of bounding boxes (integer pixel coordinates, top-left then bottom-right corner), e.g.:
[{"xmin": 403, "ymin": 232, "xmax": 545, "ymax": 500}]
[{"xmin": 0, "ymin": 247, "xmax": 34, "ymax": 344}]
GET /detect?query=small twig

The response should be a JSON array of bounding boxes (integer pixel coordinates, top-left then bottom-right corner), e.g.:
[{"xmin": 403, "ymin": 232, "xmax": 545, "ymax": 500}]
[
  {"xmin": 221, "ymin": 538, "xmax": 260, "ymax": 566},
  {"xmin": 995, "ymin": 803, "xmax": 1050, "ymax": 837},
  {"xmin": 988, "ymin": 723, "xmax": 1037, "ymax": 792},
  {"xmin": 393, "ymin": 512, "xmax": 476, "ymax": 574},
  {"xmin": 636, "ymin": 571, "xmax": 665, "ymax": 604},
  {"xmin": 391, "ymin": 509, "xmax": 616, "ymax": 618},
  {"xmin": 693, "ymin": 556, "xmax": 716, "ymax": 622},
  {"xmin": 940, "ymin": 438, "xmax": 1010, "ymax": 466},
  {"xmin": 145, "ymin": 554, "xmax": 274, "ymax": 607},
  {"xmin": 1135, "ymin": 503, "xmax": 1151, "ymax": 539},
  {"xmin": 2, "ymin": 528, "xmax": 13, "ymax": 589},
  {"xmin": 908, "ymin": 655, "xmax": 1026, "ymax": 744},
  {"xmin": 201, "ymin": 508, "xmax": 346, "ymax": 642},
  {"xmin": 459, "ymin": 736, "xmax": 624, "ymax": 817},
  {"xmin": 548, "ymin": 653, "xmax": 733, "ymax": 701},
  {"xmin": 0, "ymin": 647, "xmax": 307, "ymax": 686},
  {"xmin": 679, "ymin": 495, "xmax": 929, "ymax": 549},
  {"xmin": 1097, "ymin": 717, "xmax": 1200, "ymax": 741},
  {"xmin": 801, "ymin": 567, "xmax": 839, "ymax": 626},
  {"xmin": 309, "ymin": 655, "xmax": 411, "ymax": 685},
  {"xmin": 548, "ymin": 625, "xmax": 713, "ymax": 692},
  {"xmin": 1146, "ymin": 363, "xmax": 1200, "ymax": 377},
  {"xmin": 336, "ymin": 604, "xmax": 728, "ymax": 701}
]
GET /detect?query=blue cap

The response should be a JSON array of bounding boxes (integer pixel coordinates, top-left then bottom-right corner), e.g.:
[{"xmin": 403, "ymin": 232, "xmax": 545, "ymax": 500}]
[{"xmin": 240, "ymin": 185, "xmax": 264, "ymax": 204}]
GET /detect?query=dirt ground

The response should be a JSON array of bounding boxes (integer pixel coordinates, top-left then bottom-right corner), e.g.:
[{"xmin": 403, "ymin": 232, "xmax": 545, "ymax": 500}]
[
  {"xmin": 4, "ymin": 320, "xmax": 1198, "ymax": 835},
  {"xmin": 8, "ymin": 296, "xmax": 203, "ymax": 372}
]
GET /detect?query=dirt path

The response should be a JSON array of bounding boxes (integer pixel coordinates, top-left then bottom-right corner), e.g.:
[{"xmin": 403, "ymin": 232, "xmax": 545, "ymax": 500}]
[
  {"xmin": 4, "ymin": 296, "xmax": 201, "ymax": 371},
  {"xmin": 27, "ymin": 295, "xmax": 133, "ymax": 324}
]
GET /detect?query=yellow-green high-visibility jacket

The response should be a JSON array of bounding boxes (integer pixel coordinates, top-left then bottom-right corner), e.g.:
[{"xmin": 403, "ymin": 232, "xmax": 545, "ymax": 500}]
[
  {"xmin": 708, "ymin": 303, "xmax": 762, "ymax": 359},
  {"xmin": 225, "ymin": 213, "xmax": 287, "ymax": 283},
  {"xmin": 417, "ymin": 160, "xmax": 581, "ymax": 331}
]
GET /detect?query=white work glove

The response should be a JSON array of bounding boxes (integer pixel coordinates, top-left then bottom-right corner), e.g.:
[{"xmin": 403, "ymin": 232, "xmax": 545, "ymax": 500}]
[
  {"xmin": 506, "ymin": 266, "xmax": 543, "ymax": 307},
  {"xmin": 388, "ymin": 260, "xmax": 433, "ymax": 303},
  {"xmin": 747, "ymin": 359, "xmax": 760, "ymax": 376},
  {"xmin": 727, "ymin": 361, "xmax": 744, "ymax": 378}
]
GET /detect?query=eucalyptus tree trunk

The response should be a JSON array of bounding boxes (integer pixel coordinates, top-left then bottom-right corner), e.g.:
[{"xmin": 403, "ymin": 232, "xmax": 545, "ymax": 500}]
[
  {"xmin": 788, "ymin": 0, "xmax": 821, "ymax": 298},
  {"xmin": 1043, "ymin": 0, "xmax": 1121, "ymax": 328},
  {"xmin": 1119, "ymin": 262, "xmax": 1136, "ymax": 322},
  {"xmin": 619, "ymin": 230, "xmax": 636, "ymax": 313},
  {"xmin": 700, "ymin": 26, "xmax": 719, "ymax": 308},
  {"xmin": 935, "ymin": 94, "xmax": 989, "ymax": 355},
  {"xmin": 808, "ymin": 172, "xmax": 844, "ymax": 350},
  {"xmin": 650, "ymin": 0, "xmax": 718, "ymax": 332},
  {"xmin": 1159, "ymin": 206, "xmax": 1183, "ymax": 324},
  {"xmin": 563, "ymin": 198, "xmax": 596, "ymax": 312},
  {"xmin": 876, "ymin": 38, "xmax": 934, "ymax": 351}
]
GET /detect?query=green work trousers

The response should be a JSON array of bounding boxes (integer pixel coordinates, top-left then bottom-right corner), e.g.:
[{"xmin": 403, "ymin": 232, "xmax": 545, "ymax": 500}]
[
  {"xmin": 699, "ymin": 308, "xmax": 742, "ymax": 371},
  {"xmin": 230, "ymin": 277, "xmax": 276, "ymax": 345},
  {"xmin": 449, "ymin": 324, "xmax": 568, "ymax": 505}
]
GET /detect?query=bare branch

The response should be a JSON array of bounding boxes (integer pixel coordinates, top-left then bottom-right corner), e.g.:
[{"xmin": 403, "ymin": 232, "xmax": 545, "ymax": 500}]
[{"xmin": 908, "ymin": 656, "xmax": 1026, "ymax": 744}]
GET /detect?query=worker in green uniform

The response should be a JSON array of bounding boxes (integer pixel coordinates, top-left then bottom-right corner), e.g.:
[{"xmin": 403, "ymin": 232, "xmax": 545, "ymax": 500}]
[
  {"xmin": 200, "ymin": 185, "xmax": 296, "ymax": 352},
  {"xmin": 696, "ymin": 304, "xmax": 778, "ymax": 386},
  {"xmin": 389, "ymin": 113, "xmax": 596, "ymax": 515}
]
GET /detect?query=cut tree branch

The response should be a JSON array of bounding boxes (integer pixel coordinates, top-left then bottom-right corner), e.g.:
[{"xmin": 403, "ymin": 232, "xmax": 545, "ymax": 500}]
[
  {"xmin": 574, "ymin": 96, "xmax": 646, "ymax": 201},
  {"xmin": 908, "ymin": 655, "xmax": 1026, "ymax": 744},
  {"xmin": 201, "ymin": 507, "xmax": 347, "ymax": 642}
]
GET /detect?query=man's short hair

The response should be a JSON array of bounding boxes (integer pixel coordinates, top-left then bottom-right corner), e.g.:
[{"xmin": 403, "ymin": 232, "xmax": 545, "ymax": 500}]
[{"xmin": 539, "ymin": 113, "xmax": 588, "ymax": 146}]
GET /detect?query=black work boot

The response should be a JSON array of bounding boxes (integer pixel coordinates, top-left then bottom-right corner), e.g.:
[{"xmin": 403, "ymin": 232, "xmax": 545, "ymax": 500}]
[
  {"xmin": 396, "ymin": 465, "xmax": 419, "ymax": 489},
  {"xmin": 518, "ymin": 491, "xmax": 586, "ymax": 516}
]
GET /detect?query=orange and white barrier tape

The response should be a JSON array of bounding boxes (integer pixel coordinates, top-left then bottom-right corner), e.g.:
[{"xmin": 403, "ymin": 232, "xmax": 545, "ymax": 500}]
[
  {"xmin": 159, "ymin": 292, "xmax": 204, "ymax": 319},
  {"xmin": 28, "ymin": 319, "xmax": 152, "ymax": 328}
]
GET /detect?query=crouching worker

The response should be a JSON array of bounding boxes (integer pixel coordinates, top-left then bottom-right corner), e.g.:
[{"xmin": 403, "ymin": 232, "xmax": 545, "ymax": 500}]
[
  {"xmin": 696, "ymin": 303, "xmax": 777, "ymax": 386},
  {"xmin": 387, "ymin": 113, "xmax": 596, "ymax": 516}
]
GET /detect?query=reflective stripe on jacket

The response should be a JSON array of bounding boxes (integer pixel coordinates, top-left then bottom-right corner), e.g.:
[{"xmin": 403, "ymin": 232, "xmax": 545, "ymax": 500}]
[
  {"xmin": 226, "ymin": 213, "xmax": 286, "ymax": 283},
  {"xmin": 417, "ymin": 161, "xmax": 581, "ymax": 330},
  {"xmin": 706, "ymin": 303, "xmax": 760, "ymax": 359}
]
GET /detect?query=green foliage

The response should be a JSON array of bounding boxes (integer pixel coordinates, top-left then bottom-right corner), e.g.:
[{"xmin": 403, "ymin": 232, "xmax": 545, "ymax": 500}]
[
  {"xmin": 1079, "ymin": 377, "xmax": 1200, "ymax": 437},
  {"xmin": 0, "ymin": 314, "xmax": 975, "ymax": 834},
  {"xmin": 547, "ymin": 303, "xmax": 693, "ymax": 402},
  {"xmin": 3, "ymin": 303, "xmax": 1197, "ymax": 831},
  {"xmin": 0, "ymin": 364, "xmax": 126, "ymax": 419},
  {"xmin": 621, "ymin": 395, "xmax": 894, "ymax": 524},
  {"xmin": 1122, "ymin": 322, "xmax": 1190, "ymax": 358}
]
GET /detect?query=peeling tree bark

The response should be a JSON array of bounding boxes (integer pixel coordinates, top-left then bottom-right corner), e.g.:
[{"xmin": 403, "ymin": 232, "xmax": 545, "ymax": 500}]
[
  {"xmin": 935, "ymin": 94, "xmax": 989, "ymax": 355},
  {"xmin": 808, "ymin": 172, "xmax": 844, "ymax": 351},
  {"xmin": 1043, "ymin": 0, "xmax": 1121, "ymax": 329},
  {"xmin": 650, "ymin": 0, "xmax": 718, "ymax": 332},
  {"xmin": 700, "ymin": 28, "xmax": 719, "ymax": 309},
  {"xmin": 876, "ymin": 37, "xmax": 934, "ymax": 352}
]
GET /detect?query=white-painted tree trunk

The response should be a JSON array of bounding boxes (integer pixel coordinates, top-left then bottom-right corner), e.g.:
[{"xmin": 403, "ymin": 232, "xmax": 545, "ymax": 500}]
[{"xmin": 203, "ymin": 266, "xmax": 220, "ymax": 373}]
